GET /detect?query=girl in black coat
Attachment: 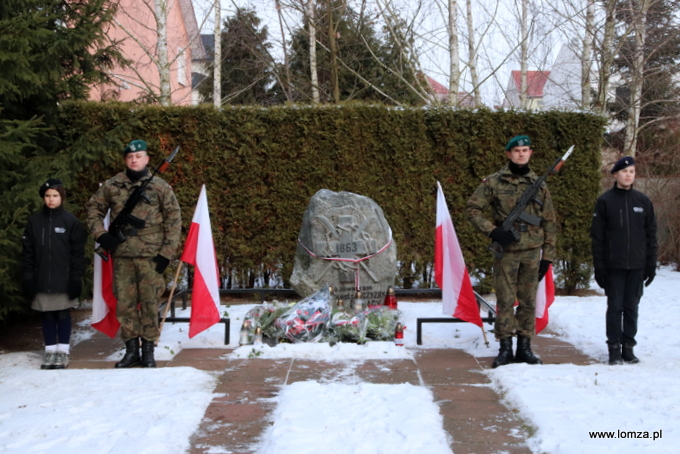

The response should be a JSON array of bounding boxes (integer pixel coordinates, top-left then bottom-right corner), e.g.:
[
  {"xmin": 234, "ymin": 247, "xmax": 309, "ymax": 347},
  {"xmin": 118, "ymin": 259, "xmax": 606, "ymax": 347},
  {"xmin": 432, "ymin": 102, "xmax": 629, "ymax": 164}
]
[{"xmin": 21, "ymin": 179, "xmax": 87, "ymax": 369}]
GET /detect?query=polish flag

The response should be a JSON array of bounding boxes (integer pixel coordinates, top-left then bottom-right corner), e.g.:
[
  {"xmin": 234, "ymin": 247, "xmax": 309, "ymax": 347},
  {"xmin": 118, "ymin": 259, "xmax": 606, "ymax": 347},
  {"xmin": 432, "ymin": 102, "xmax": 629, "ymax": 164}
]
[
  {"xmin": 535, "ymin": 263, "xmax": 555, "ymax": 334},
  {"xmin": 91, "ymin": 211, "xmax": 120, "ymax": 338},
  {"xmin": 434, "ymin": 182, "xmax": 483, "ymax": 327},
  {"xmin": 181, "ymin": 185, "xmax": 221, "ymax": 338}
]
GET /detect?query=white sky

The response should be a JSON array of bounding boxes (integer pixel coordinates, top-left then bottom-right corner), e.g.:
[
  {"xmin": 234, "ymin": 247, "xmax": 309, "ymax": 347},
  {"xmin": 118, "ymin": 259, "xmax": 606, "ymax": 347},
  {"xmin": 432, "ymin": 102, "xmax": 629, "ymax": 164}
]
[{"xmin": 2, "ymin": 266, "xmax": 679, "ymax": 453}]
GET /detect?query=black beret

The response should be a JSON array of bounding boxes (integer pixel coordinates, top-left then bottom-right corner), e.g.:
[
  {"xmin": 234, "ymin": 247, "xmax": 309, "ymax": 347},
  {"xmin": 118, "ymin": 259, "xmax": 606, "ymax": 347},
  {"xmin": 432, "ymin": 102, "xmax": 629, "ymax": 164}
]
[
  {"xmin": 505, "ymin": 135, "xmax": 531, "ymax": 151},
  {"xmin": 39, "ymin": 178, "xmax": 63, "ymax": 198},
  {"xmin": 610, "ymin": 156, "xmax": 635, "ymax": 174}
]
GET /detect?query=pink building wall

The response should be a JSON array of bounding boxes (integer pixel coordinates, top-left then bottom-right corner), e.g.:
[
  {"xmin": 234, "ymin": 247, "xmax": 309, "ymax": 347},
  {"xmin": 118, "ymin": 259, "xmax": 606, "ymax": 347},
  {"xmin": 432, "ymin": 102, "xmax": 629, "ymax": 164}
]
[{"xmin": 89, "ymin": 0, "xmax": 193, "ymax": 105}]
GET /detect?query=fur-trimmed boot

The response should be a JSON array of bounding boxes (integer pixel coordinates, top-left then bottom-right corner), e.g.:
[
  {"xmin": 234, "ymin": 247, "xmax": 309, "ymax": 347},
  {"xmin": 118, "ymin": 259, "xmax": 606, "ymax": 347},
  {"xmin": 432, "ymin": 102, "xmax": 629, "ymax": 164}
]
[
  {"xmin": 492, "ymin": 338, "xmax": 514, "ymax": 368},
  {"xmin": 608, "ymin": 343, "xmax": 623, "ymax": 365},
  {"xmin": 140, "ymin": 338, "xmax": 157, "ymax": 368},
  {"xmin": 115, "ymin": 338, "xmax": 141, "ymax": 368},
  {"xmin": 514, "ymin": 335, "xmax": 543, "ymax": 364},
  {"xmin": 621, "ymin": 343, "xmax": 640, "ymax": 364}
]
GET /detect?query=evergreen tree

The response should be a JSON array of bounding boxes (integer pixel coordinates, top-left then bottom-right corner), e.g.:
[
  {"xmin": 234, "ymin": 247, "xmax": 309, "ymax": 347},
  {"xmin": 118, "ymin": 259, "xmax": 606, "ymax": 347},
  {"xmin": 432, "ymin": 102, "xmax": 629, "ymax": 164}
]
[
  {"xmin": 278, "ymin": 0, "xmax": 421, "ymax": 105},
  {"xmin": 0, "ymin": 0, "xmax": 123, "ymax": 321},
  {"xmin": 199, "ymin": 8, "xmax": 275, "ymax": 106}
]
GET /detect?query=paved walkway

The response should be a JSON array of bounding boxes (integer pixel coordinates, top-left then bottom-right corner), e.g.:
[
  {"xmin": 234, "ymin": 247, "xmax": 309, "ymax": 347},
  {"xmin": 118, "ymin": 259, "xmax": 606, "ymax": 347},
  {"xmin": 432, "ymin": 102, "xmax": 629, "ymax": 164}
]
[{"xmin": 70, "ymin": 331, "xmax": 596, "ymax": 454}]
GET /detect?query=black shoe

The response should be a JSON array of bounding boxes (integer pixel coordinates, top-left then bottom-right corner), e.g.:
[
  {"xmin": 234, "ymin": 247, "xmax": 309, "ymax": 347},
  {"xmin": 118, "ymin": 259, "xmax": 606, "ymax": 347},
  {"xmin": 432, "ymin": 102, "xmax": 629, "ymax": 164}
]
[
  {"xmin": 608, "ymin": 343, "xmax": 623, "ymax": 365},
  {"xmin": 621, "ymin": 343, "xmax": 640, "ymax": 364},
  {"xmin": 115, "ymin": 338, "xmax": 141, "ymax": 368},
  {"xmin": 515, "ymin": 335, "xmax": 543, "ymax": 364},
  {"xmin": 140, "ymin": 338, "xmax": 157, "ymax": 368},
  {"xmin": 492, "ymin": 338, "xmax": 514, "ymax": 368}
]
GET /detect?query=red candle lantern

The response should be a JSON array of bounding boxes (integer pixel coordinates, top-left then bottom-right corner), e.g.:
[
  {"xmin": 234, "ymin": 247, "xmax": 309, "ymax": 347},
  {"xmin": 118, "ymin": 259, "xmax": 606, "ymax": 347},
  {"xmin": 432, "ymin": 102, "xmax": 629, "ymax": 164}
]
[
  {"xmin": 394, "ymin": 322, "xmax": 405, "ymax": 346},
  {"xmin": 383, "ymin": 286, "xmax": 398, "ymax": 310}
]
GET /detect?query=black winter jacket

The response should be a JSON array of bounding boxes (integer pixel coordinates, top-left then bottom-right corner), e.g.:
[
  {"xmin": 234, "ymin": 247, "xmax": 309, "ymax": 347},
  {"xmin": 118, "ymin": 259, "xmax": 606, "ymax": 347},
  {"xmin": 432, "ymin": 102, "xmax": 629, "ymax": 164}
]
[
  {"xmin": 590, "ymin": 184, "xmax": 657, "ymax": 271},
  {"xmin": 21, "ymin": 205, "xmax": 87, "ymax": 294}
]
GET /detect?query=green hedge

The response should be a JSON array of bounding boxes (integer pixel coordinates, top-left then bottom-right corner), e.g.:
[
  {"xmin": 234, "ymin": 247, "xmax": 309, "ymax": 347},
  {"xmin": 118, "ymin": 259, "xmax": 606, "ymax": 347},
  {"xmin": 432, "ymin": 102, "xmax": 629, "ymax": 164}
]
[{"xmin": 60, "ymin": 102, "xmax": 606, "ymax": 293}]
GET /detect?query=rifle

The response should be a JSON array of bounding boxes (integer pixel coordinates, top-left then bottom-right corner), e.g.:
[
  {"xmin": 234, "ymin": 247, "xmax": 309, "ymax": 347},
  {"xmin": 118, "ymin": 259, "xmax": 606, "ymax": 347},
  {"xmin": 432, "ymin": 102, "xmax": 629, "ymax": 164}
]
[
  {"xmin": 97, "ymin": 145, "xmax": 181, "ymax": 261},
  {"xmin": 489, "ymin": 145, "xmax": 574, "ymax": 259}
]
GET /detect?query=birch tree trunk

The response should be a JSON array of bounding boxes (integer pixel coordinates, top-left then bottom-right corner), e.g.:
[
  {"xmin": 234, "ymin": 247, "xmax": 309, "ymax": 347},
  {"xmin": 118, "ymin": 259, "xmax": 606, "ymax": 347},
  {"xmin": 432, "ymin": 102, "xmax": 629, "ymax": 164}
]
[
  {"xmin": 275, "ymin": 0, "xmax": 293, "ymax": 101},
  {"xmin": 519, "ymin": 0, "xmax": 528, "ymax": 109},
  {"xmin": 448, "ymin": 0, "xmax": 459, "ymax": 105},
  {"xmin": 155, "ymin": 0, "xmax": 171, "ymax": 106},
  {"xmin": 213, "ymin": 0, "xmax": 221, "ymax": 107},
  {"xmin": 595, "ymin": 0, "xmax": 617, "ymax": 115},
  {"xmin": 465, "ymin": 0, "xmax": 481, "ymax": 107},
  {"xmin": 307, "ymin": 0, "xmax": 320, "ymax": 103},
  {"xmin": 581, "ymin": 0, "xmax": 594, "ymax": 110},
  {"xmin": 624, "ymin": 0, "xmax": 650, "ymax": 157}
]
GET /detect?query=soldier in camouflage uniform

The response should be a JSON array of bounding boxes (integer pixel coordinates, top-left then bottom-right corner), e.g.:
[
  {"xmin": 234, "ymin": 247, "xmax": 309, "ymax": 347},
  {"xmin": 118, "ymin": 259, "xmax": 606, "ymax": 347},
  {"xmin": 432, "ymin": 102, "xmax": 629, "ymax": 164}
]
[
  {"xmin": 466, "ymin": 135, "xmax": 556, "ymax": 368},
  {"xmin": 86, "ymin": 140, "xmax": 181, "ymax": 368}
]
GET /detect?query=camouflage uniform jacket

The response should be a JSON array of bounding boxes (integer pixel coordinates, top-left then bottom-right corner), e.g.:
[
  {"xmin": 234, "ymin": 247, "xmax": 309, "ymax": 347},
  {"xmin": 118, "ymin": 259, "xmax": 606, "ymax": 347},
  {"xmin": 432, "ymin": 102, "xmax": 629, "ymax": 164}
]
[
  {"xmin": 86, "ymin": 171, "xmax": 182, "ymax": 260},
  {"xmin": 465, "ymin": 164, "xmax": 557, "ymax": 262}
]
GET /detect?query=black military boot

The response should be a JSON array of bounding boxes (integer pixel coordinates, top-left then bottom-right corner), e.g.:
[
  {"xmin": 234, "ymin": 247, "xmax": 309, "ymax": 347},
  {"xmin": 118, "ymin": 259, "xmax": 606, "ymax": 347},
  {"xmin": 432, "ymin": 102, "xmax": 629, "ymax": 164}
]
[
  {"xmin": 514, "ymin": 335, "xmax": 543, "ymax": 364},
  {"xmin": 140, "ymin": 338, "xmax": 157, "ymax": 368},
  {"xmin": 608, "ymin": 343, "xmax": 623, "ymax": 365},
  {"xmin": 492, "ymin": 338, "xmax": 514, "ymax": 368},
  {"xmin": 115, "ymin": 338, "xmax": 141, "ymax": 368},
  {"xmin": 621, "ymin": 343, "xmax": 640, "ymax": 364}
]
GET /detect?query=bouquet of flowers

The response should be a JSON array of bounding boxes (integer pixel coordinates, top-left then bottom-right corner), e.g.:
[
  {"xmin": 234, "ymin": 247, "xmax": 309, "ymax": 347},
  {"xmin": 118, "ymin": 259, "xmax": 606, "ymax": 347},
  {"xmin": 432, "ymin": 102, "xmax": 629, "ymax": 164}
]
[
  {"xmin": 243, "ymin": 301, "xmax": 292, "ymax": 340},
  {"xmin": 272, "ymin": 286, "xmax": 332, "ymax": 343},
  {"xmin": 328, "ymin": 310, "xmax": 368, "ymax": 344},
  {"xmin": 364, "ymin": 306, "xmax": 401, "ymax": 341}
]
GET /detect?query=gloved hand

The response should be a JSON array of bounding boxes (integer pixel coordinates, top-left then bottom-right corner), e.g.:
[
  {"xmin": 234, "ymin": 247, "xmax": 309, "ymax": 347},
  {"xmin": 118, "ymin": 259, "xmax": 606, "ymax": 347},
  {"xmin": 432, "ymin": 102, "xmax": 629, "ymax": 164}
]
[
  {"xmin": 23, "ymin": 278, "xmax": 37, "ymax": 302},
  {"xmin": 489, "ymin": 227, "xmax": 517, "ymax": 247},
  {"xmin": 594, "ymin": 268, "xmax": 608, "ymax": 289},
  {"xmin": 153, "ymin": 255, "xmax": 170, "ymax": 274},
  {"xmin": 644, "ymin": 264, "xmax": 656, "ymax": 287},
  {"xmin": 67, "ymin": 278, "xmax": 82, "ymax": 300},
  {"xmin": 538, "ymin": 260, "xmax": 552, "ymax": 281},
  {"xmin": 97, "ymin": 233, "xmax": 121, "ymax": 252}
]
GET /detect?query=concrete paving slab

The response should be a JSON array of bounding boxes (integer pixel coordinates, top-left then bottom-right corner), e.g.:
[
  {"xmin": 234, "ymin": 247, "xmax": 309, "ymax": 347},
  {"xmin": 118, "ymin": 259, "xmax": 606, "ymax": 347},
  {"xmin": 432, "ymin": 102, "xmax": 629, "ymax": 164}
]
[{"xmin": 60, "ymin": 329, "xmax": 595, "ymax": 453}]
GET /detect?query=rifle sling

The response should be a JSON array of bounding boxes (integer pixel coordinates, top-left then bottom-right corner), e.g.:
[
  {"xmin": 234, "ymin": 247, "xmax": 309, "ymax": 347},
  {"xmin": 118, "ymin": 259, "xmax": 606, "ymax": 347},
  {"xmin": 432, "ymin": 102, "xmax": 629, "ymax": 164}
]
[{"xmin": 122, "ymin": 224, "xmax": 163, "ymax": 237}]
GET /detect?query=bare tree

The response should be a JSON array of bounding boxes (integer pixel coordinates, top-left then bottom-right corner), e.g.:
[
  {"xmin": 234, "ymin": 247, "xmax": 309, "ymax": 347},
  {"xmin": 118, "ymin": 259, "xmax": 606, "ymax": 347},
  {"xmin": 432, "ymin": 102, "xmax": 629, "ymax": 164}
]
[
  {"xmin": 623, "ymin": 0, "xmax": 651, "ymax": 156},
  {"xmin": 581, "ymin": 0, "xmax": 595, "ymax": 109},
  {"xmin": 107, "ymin": 0, "xmax": 211, "ymax": 105},
  {"xmin": 213, "ymin": 0, "xmax": 222, "ymax": 107},
  {"xmin": 519, "ymin": 0, "xmax": 529, "ymax": 108},
  {"xmin": 448, "ymin": 0, "xmax": 460, "ymax": 104},
  {"xmin": 307, "ymin": 0, "xmax": 321, "ymax": 102},
  {"xmin": 465, "ymin": 0, "xmax": 482, "ymax": 106}
]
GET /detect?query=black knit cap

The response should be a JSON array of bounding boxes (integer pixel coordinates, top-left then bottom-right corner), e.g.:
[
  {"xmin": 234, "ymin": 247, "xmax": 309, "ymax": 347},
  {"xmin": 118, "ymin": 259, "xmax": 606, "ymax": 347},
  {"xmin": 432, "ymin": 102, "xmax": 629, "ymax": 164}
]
[
  {"xmin": 610, "ymin": 156, "xmax": 635, "ymax": 174},
  {"xmin": 39, "ymin": 178, "xmax": 64, "ymax": 198}
]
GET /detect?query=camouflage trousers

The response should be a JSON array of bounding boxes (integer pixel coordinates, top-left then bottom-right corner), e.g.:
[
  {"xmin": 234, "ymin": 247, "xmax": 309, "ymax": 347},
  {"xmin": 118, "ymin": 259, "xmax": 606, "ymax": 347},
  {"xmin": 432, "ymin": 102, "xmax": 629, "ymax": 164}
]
[
  {"xmin": 493, "ymin": 248, "xmax": 540, "ymax": 340},
  {"xmin": 113, "ymin": 257, "xmax": 165, "ymax": 342}
]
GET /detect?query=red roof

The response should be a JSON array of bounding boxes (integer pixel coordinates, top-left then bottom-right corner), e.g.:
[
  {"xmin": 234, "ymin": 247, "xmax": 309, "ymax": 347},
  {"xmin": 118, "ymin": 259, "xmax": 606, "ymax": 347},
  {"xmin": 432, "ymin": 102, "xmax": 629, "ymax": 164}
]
[
  {"xmin": 511, "ymin": 71, "xmax": 550, "ymax": 97},
  {"xmin": 426, "ymin": 76, "xmax": 449, "ymax": 95}
]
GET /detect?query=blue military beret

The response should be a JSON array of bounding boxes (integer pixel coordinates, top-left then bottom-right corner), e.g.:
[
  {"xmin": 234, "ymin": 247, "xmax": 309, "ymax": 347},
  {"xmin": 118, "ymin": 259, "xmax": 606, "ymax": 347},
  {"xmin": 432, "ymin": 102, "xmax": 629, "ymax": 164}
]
[
  {"xmin": 123, "ymin": 139, "xmax": 148, "ymax": 156},
  {"xmin": 610, "ymin": 156, "xmax": 635, "ymax": 174},
  {"xmin": 505, "ymin": 135, "xmax": 531, "ymax": 151}
]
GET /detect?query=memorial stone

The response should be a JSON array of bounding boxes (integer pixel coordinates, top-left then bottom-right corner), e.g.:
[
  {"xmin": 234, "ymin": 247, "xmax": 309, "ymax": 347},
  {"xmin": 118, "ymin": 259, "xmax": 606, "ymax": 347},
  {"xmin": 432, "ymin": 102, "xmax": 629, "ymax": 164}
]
[{"xmin": 290, "ymin": 189, "xmax": 397, "ymax": 307}]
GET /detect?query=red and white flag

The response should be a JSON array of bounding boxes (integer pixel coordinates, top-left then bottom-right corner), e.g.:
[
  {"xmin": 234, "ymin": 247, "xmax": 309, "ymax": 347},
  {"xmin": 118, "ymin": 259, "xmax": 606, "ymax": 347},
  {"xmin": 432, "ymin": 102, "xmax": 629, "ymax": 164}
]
[
  {"xmin": 535, "ymin": 263, "xmax": 555, "ymax": 334},
  {"xmin": 434, "ymin": 182, "xmax": 483, "ymax": 327},
  {"xmin": 91, "ymin": 211, "xmax": 120, "ymax": 338},
  {"xmin": 181, "ymin": 185, "xmax": 221, "ymax": 338}
]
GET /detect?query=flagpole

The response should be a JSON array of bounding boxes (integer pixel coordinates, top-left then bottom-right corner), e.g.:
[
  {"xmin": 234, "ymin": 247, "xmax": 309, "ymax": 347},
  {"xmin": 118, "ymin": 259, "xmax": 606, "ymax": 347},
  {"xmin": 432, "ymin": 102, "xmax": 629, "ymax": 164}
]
[
  {"xmin": 480, "ymin": 325, "xmax": 489, "ymax": 347},
  {"xmin": 158, "ymin": 261, "xmax": 184, "ymax": 344}
]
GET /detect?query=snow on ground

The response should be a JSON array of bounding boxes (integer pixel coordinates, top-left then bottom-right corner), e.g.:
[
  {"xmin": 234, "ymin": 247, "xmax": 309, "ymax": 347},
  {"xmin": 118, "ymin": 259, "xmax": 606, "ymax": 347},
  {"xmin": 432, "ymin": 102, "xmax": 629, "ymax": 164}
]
[{"xmin": 2, "ymin": 266, "xmax": 679, "ymax": 453}]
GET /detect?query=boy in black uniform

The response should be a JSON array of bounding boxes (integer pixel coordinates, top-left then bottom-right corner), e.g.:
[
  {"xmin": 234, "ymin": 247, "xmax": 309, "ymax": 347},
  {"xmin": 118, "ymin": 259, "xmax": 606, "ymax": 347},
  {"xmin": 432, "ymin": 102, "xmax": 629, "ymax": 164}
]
[{"xmin": 590, "ymin": 157, "xmax": 657, "ymax": 365}]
